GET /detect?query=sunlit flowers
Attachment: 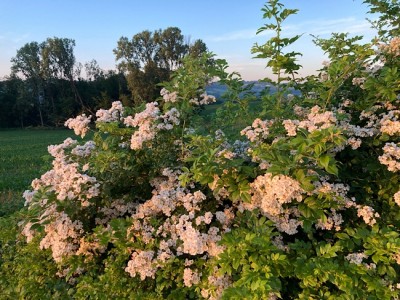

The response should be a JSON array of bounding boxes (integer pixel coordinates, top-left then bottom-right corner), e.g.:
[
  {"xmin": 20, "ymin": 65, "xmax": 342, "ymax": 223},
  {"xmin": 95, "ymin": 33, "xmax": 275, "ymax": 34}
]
[{"xmin": 64, "ymin": 114, "xmax": 91, "ymax": 138}]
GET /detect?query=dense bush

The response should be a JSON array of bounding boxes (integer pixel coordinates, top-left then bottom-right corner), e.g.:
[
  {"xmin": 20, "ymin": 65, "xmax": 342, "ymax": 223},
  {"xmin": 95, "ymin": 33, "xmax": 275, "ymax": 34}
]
[{"xmin": 1, "ymin": 0, "xmax": 400, "ymax": 299}]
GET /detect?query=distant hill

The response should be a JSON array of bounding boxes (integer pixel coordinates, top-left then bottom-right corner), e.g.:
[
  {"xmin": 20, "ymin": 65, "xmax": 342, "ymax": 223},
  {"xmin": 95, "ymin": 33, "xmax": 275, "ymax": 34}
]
[{"xmin": 205, "ymin": 81, "xmax": 299, "ymax": 102}]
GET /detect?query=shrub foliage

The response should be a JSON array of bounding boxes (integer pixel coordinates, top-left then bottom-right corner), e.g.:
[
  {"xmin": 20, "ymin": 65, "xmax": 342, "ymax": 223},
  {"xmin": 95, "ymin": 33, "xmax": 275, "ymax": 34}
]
[{"xmin": 1, "ymin": 0, "xmax": 400, "ymax": 299}]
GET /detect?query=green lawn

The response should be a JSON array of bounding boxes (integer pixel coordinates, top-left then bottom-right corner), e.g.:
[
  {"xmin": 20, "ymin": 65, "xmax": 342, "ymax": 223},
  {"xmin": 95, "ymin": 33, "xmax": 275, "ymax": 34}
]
[{"xmin": 0, "ymin": 129, "xmax": 75, "ymax": 216}]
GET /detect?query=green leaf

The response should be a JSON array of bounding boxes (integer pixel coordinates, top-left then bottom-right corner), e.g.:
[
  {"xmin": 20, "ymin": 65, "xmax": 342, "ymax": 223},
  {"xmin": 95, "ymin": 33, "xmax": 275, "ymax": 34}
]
[{"xmin": 319, "ymin": 155, "xmax": 330, "ymax": 169}]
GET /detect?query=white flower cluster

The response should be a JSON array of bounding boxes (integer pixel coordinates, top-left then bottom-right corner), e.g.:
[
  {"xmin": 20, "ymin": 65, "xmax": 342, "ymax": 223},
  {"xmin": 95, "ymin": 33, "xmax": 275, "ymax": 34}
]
[
  {"xmin": 352, "ymin": 77, "xmax": 366, "ymax": 89},
  {"xmin": 379, "ymin": 142, "xmax": 400, "ymax": 172},
  {"xmin": 356, "ymin": 205, "xmax": 380, "ymax": 226},
  {"xmin": 315, "ymin": 209, "xmax": 343, "ymax": 231},
  {"xmin": 189, "ymin": 93, "xmax": 217, "ymax": 106},
  {"xmin": 95, "ymin": 199, "xmax": 137, "ymax": 225},
  {"xmin": 64, "ymin": 114, "xmax": 91, "ymax": 138},
  {"xmin": 71, "ymin": 140, "xmax": 96, "ymax": 157},
  {"xmin": 313, "ymin": 181, "xmax": 350, "ymax": 202},
  {"xmin": 345, "ymin": 252, "xmax": 367, "ymax": 265},
  {"xmin": 214, "ymin": 130, "xmax": 250, "ymax": 162},
  {"xmin": 347, "ymin": 137, "xmax": 362, "ymax": 150},
  {"xmin": 200, "ymin": 266, "xmax": 232, "ymax": 300},
  {"xmin": 157, "ymin": 107, "xmax": 180, "ymax": 130},
  {"xmin": 124, "ymin": 101, "xmax": 160, "ymax": 150},
  {"xmin": 311, "ymin": 181, "xmax": 361, "ymax": 231},
  {"xmin": 183, "ymin": 267, "xmax": 201, "ymax": 287},
  {"xmin": 96, "ymin": 101, "xmax": 124, "ymax": 122}
]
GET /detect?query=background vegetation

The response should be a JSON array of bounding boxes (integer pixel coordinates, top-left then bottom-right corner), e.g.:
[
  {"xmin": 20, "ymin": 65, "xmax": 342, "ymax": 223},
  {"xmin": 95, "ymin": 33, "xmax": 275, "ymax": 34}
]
[{"xmin": 0, "ymin": 28, "xmax": 208, "ymax": 128}]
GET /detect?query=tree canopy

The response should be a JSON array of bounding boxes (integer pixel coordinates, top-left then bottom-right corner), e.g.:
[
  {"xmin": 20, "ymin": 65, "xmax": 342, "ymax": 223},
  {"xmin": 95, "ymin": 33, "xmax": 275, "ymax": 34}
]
[{"xmin": 114, "ymin": 27, "xmax": 209, "ymax": 104}]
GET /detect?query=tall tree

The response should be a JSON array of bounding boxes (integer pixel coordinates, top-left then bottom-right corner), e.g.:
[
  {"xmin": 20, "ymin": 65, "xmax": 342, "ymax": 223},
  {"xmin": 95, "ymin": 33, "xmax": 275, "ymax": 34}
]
[
  {"xmin": 10, "ymin": 42, "xmax": 46, "ymax": 125},
  {"xmin": 114, "ymin": 27, "xmax": 208, "ymax": 104},
  {"xmin": 42, "ymin": 37, "xmax": 87, "ymax": 112},
  {"xmin": 155, "ymin": 27, "xmax": 188, "ymax": 70},
  {"xmin": 85, "ymin": 59, "xmax": 104, "ymax": 81}
]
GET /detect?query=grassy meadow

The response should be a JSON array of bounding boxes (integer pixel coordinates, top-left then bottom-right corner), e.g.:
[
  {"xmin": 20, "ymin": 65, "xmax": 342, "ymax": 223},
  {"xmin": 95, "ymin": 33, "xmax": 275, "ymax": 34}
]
[{"xmin": 0, "ymin": 129, "xmax": 74, "ymax": 216}]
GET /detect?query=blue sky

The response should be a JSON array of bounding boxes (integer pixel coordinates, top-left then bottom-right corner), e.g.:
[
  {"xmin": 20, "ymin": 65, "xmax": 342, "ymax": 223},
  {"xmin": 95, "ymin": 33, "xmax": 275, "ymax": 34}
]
[{"xmin": 0, "ymin": 0, "xmax": 377, "ymax": 80}]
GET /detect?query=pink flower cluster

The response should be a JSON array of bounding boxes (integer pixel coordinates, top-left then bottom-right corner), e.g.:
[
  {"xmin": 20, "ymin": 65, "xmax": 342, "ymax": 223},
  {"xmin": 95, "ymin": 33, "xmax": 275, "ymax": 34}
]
[
  {"xmin": 379, "ymin": 142, "xmax": 400, "ymax": 172},
  {"xmin": 241, "ymin": 118, "xmax": 272, "ymax": 142},
  {"xmin": 183, "ymin": 267, "xmax": 201, "ymax": 287},
  {"xmin": 22, "ymin": 137, "xmax": 101, "ymax": 262},
  {"xmin": 380, "ymin": 37, "xmax": 400, "ymax": 57},
  {"xmin": 27, "ymin": 138, "xmax": 100, "ymax": 205},
  {"xmin": 124, "ymin": 102, "xmax": 160, "ymax": 149},
  {"xmin": 65, "ymin": 114, "xmax": 91, "ymax": 138},
  {"xmin": 380, "ymin": 110, "xmax": 400, "ymax": 136},
  {"xmin": 282, "ymin": 105, "xmax": 337, "ymax": 136},
  {"xmin": 247, "ymin": 173, "xmax": 304, "ymax": 235},
  {"xmin": 124, "ymin": 102, "xmax": 180, "ymax": 150},
  {"xmin": 125, "ymin": 250, "xmax": 156, "ymax": 280},
  {"xmin": 39, "ymin": 211, "xmax": 84, "ymax": 262},
  {"xmin": 160, "ymin": 88, "xmax": 178, "ymax": 103},
  {"xmin": 124, "ymin": 168, "xmax": 232, "ymax": 285},
  {"xmin": 200, "ymin": 266, "xmax": 232, "ymax": 300},
  {"xmin": 96, "ymin": 101, "xmax": 124, "ymax": 122}
]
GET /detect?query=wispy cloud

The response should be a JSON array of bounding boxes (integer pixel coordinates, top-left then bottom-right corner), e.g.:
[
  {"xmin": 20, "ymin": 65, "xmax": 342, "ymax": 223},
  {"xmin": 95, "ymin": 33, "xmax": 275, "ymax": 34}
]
[
  {"xmin": 283, "ymin": 17, "xmax": 376, "ymax": 37},
  {"xmin": 0, "ymin": 32, "xmax": 30, "ymax": 45},
  {"xmin": 208, "ymin": 16, "xmax": 376, "ymax": 44},
  {"xmin": 11, "ymin": 33, "xmax": 30, "ymax": 43},
  {"xmin": 207, "ymin": 28, "xmax": 271, "ymax": 42}
]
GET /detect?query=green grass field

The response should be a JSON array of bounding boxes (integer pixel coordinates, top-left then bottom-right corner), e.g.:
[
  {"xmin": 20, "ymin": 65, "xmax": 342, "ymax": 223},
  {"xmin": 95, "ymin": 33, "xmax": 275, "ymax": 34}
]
[{"xmin": 0, "ymin": 129, "xmax": 75, "ymax": 216}]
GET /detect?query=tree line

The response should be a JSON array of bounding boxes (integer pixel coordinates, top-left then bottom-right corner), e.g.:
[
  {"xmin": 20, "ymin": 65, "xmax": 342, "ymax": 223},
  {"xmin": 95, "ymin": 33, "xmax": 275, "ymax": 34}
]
[{"xmin": 0, "ymin": 27, "xmax": 208, "ymax": 128}]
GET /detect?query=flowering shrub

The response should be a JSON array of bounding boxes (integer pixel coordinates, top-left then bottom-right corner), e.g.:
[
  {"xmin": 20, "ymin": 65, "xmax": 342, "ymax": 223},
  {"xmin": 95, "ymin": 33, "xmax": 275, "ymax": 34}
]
[{"xmin": 1, "ymin": 0, "xmax": 400, "ymax": 299}]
